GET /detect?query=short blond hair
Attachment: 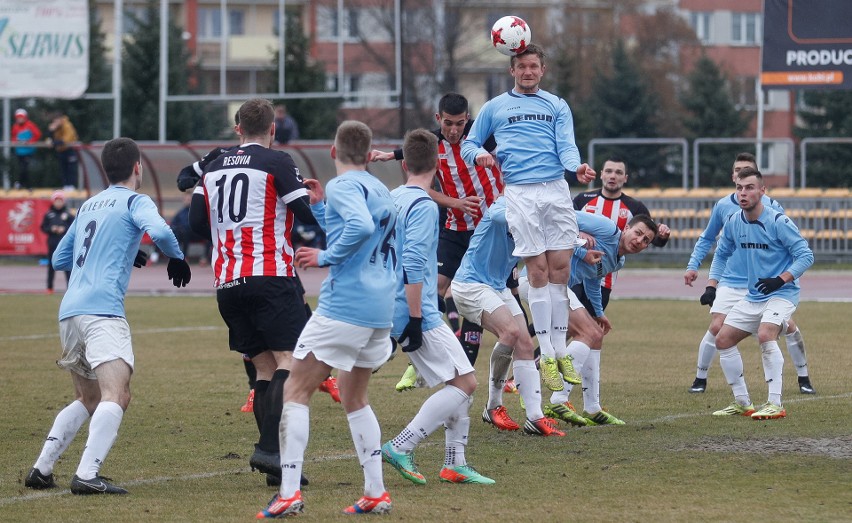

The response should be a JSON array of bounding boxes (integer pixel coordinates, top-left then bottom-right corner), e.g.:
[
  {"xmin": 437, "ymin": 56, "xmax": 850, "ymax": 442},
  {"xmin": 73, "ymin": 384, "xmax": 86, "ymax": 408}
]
[{"xmin": 334, "ymin": 120, "xmax": 372, "ymax": 165}]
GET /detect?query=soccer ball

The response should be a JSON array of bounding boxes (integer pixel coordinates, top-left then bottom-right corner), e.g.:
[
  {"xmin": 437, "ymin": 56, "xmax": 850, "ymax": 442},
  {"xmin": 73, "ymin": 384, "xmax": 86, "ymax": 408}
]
[{"xmin": 491, "ymin": 16, "xmax": 531, "ymax": 57}]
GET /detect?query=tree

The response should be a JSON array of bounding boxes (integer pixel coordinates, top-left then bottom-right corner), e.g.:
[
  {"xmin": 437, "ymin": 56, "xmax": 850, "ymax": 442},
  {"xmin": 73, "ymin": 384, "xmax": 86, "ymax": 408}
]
[
  {"xmin": 267, "ymin": 8, "xmax": 341, "ymax": 140},
  {"xmin": 795, "ymin": 90, "xmax": 852, "ymax": 187},
  {"xmin": 679, "ymin": 54, "xmax": 750, "ymax": 186},
  {"xmin": 121, "ymin": 1, "xmax": 222, "ymax": 142}
]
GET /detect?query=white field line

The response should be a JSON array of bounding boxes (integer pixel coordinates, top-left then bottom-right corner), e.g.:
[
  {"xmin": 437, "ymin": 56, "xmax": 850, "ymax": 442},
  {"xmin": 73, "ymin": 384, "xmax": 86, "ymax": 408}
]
[
  {"xmin": 3, "ymin": 393, "xmax": 849, "ymax": 506},
  {"xmin": 0, "ymin": 325, "xmax": 225, "ymax": 342}
]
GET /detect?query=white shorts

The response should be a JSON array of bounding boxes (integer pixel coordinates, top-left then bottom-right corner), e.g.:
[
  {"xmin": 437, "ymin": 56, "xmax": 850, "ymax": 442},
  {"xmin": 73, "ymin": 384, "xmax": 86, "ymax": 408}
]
[
  {"xmin": 710, "ymin": 286, "xmax": 747, "ymax": 315},
  {"xmin": 723, "ymin": 298, "xmax": 796, "ymax": 334},
  {"xmin": 505, "ymin": 179, "xmax": 578, "ymax": 257},
  {"xmin": 517, "ymin": 276, "xmax": 585, "ymax": 311},
  {"xmin": 450, "ymin": 281, "xmax": 522, "ymax": 326},
  {"xmin": 294, "ymin": 314, "xmax": 392, "ymax": 372},
  {"xmin": 406, "ymin": 323, "xmax": 475, "ymax": 388},
  {"xmin": 57, "ymin": 315, "xmax": 134, "ymax": 379}
]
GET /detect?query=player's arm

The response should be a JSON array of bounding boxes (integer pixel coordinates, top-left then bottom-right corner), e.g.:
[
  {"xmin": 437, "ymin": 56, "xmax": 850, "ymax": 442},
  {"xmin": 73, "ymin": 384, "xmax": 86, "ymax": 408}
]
[
  {"xmin": 130, "ymin": 195, "xmax": 184, "ymax": 260},
  {"xmin": 778, "ymin": 216, "xmax": 814, "ymax": 280},
  {"xmin": 188, "ymin": 186, "xmax": 212, "ymax": 241},
  {"xmin": 427, "ymin": 188, "xmax": 480, "ymax": 217},
  {"xmin": 273, "ymin": 154, "xmax": 319, "ymax": 226},
  {"xmin": 315, "ymin": 181, "xmax": 374, "ymax": 267},
  {"xmin": 707, "ymin": 217, "xmax": 736, "ymax": 284},
  {"xmin": 461, "ymin": 105, "xmax": 494, "ymax": 167},
  {"xmin": 51, "ymin": 222, "xmax": 76, "ymax": 271},
  {"xmin": 370, "ymin": 148, "xmax": 403, "ymax": 162},
  {"xmin": 687, "ymin": 202, "xmax": 725, "ymax": 272}
]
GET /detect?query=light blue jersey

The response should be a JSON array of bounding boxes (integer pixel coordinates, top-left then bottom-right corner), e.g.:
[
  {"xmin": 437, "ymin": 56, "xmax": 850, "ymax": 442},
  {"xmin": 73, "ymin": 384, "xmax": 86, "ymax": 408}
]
[
  {"xmin": 461, "ymin": 88, "xmax": 581, "ymax": 185},
  {"xmin": 312, "ymin": 170, "xmax": 398, "ymax": 329},
  {"xmin": 571, "ymin": 213, "xmax": 626, "ymax": 317},
  {"xmin": 709, "ymin": 206, "xmax": 813, "ymax": 306},
  {"xmin": 52, "ymin": 186, "xmax": 183, "ymax": 320},
  {"xmin": 390, "ymin": 185, "xmax": 443, "ymax": 336},
  {"xmin": 454, "ymin": 197, "xmax": 518, "ymax": 290},
  {"xmin": 687, "ymin": 193, "xmax": 783, "ymax": 288}
]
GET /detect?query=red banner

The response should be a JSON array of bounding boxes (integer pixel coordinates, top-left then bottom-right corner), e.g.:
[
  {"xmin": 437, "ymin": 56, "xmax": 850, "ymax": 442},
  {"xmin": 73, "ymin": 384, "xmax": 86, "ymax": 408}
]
[{"xmin": 0, "ymin": 198, "xmax": 53, "ymax": 255}]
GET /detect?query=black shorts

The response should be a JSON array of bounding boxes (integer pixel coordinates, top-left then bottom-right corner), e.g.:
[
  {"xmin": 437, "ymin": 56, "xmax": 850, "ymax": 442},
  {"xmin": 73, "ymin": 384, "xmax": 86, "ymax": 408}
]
[
  {"xmin": 437, "ymin": 229, "xmax": 475, "ymax": 279},
  {"xmin": 216, "ymin": 276, "xmax": 307, "ymax": 358},
  {"xmin": 570, "ymin": 283, "xmax": 612, "ymax": 317}
]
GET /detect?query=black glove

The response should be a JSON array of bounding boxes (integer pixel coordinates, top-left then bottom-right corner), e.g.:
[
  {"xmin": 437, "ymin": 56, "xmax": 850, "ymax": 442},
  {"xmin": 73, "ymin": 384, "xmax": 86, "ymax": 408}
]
[
  {"xmin": 756, "ymin": 276, "xmax": 785, "ymax": 295},
  {"xmin": 398, "ymin": 316, "xmax": 423, "ymax": 353},
  {"xmin": 177, "ymin": 166, "xmax": 200, "ymax": 192},
  {"xmin": 699, "ymin": 286, "xmax": 716, "ymax": 307},
  {"xmin": 167, "ymin": 257, "xmax": 192, "ymax": 288},
  {"xmin": 133, "ymin": 250, "xmax": 148, "ymax": 268}
]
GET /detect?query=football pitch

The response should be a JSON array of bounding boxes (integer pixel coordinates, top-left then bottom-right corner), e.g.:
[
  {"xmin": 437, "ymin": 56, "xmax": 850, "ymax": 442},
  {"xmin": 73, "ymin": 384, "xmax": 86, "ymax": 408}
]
[{"xmin": 1, "ymin": 294, "xmax": 849, "ymax": 522}]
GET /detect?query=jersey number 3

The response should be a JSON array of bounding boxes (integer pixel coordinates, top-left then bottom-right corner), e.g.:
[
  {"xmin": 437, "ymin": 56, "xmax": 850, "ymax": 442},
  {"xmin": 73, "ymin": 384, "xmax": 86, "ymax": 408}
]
[{"xmin": 76, "ymin": 220, "xmax": 97, "ymax": 268}]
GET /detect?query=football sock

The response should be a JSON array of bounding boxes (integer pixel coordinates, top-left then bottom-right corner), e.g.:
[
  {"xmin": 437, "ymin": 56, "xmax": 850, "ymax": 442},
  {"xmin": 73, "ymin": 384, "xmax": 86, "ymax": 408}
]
[
  {"xmin": 392, "ymin": 385, "xmax": 468, "ymax": 453},
  {"xmin": 548, "ymin": 283, "xmax": 569, "ymax": 358},
  {"xmin": 75, "ymin": 401, "xmax": 124, "ymax": 480},
  {"xmin": 550, "ymin": 386, "xmax": 571, "ymax": 404},
  {"xmin": 581, "ymin": 350, "xmax": 601, "ymax": 414},
  {"xmin": 566, "ymin": 340, "xmax": 591, "ymax": 372},
  {"xmin": 514, "ymin": 359, "xmax": 544, "ymax": 420},
  {"xmin": 784, "ymin": 328, "xmax": 809, "ymax": 377},
  {"xmin": 259, "ymin": 369, "xmax": 290, "ymax": 452},
  {"xmin": 760, "ymin": 341, "xmax": 784, "ymax": 405},
  {"xmin": 279, "ymin": 402, "xmax": 309, "ymax": 498},
  {"xmin": 446, "ymin": 297, "xmax": 460, "ymax": 333},
  {"xmin": 527, "ymin": 285, "xmax": 554, "ymax": 358},
  {"xmin": 696, "ymin": 331, "xmax": 716, "ymax": 380},
  {"xmin": 444, "ymin": 395, "xmax": 472, "ymax": 467},
  {"xmin": 243, "ymin": 354, "xmax": 257, "ymax": 389},
  {"xmin": 719, "ymin": 347, "xmax": 750, "ymax": 406},
  {"xmin": 347, "ymin": 405, "xmax": 385, "ymax": 498},
  {"xmin": 34, "ymin": 400, "xmax": 90, "ymax": 475},
  {"xmin": 487, "ymin": 342, "xmax": 513, "ymax": 409},
  {"xmin": 253, "ymin": 379, "xmax": 270, "ymax": 434},
  {"xmin": 459, "ymin": 319, "xmax": 483, "ymax": 365}
]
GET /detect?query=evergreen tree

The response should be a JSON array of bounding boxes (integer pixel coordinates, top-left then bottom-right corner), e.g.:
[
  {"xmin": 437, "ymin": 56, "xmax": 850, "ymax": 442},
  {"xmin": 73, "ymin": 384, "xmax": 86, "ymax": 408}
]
[
  {"xmin": 795, "ymin": 90, "xmax": 852, "ymax": 187},
  {"xmin": 679, "ymin": 54, "xmax": 749, "ymax": 186},
  {"xmin": 268, "ymin": 9, "xmax": 341, "ymax": 140}
]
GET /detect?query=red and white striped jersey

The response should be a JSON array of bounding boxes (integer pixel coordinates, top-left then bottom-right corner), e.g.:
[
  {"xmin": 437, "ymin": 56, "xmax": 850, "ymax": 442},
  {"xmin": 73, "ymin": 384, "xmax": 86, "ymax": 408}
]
[
  {"xmin": 199, "ymin": 143, "xmax": 307, "ymax": 286},
  {"xmin": 436, "ymin": 139, "xmax": 503, "ymax": 231}
]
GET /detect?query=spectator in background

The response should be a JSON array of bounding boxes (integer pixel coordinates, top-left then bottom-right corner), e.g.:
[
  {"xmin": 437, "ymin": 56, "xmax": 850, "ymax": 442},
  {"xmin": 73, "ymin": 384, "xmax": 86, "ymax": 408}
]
[
  {"xmin": 48, "ymin": 112, "xmax": 80, "ymax": 190},
  {"xmin": 273, "ymin": 104, "xmax": 300, "ymax": 145},
  {"xmin": 11, "ymin": 108, "xmax": 42, "ymax": 190},
  {"xmin": 41, "ymin": 190, "xmax": 74, "ymax": 294}
]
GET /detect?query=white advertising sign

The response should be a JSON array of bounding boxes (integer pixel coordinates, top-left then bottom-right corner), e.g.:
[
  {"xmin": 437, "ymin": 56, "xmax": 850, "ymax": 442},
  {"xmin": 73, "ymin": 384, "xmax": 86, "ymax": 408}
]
[{"xmin": 0, "ymin": 0, "xmax": 89, "ymax": 98}]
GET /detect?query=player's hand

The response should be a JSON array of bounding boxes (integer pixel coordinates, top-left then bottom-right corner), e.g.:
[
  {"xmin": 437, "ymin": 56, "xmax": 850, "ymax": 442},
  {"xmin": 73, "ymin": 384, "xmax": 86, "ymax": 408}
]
[
  {"xmin": 133, "ymin": 249, "xmax": 148, "ymax": 268},
  {"xmin": 177, "ymin": 167, "xmax": 200, "ymax": 192},
  {"xmin": 167, "ymin": 257, "xmax": 192, "ymax": 288},
  {"xmin": 657, "ymin": 223, "xmax": 671, "ymax": 241},
  {"xmin": 595, "ymin": 315, "xmax": 612, "ymax": 335},
  {"xmin": 369, "ymin": 150, "xmax": 395, "ymax": 162},
  {"xmin": 699, "ymin": 286, "xmax": 716, "ymax": 306},
  {"xmin": 303, "ymin": 178, "xmax": 325, "ymax": 204},
  {"xmin": 295, "ymin": 247, "xmax": 321, "ymax": 269},
  {"xmin": 398, "ymin": 316, "xmax": 423, "ymax": 352},
  {"xmin": 577, "ymin": 163, "xmax": 596, "ymax": 184},
  {"xmin": 475, "ymin": 152, "xmax": 495, "ymax": 168},
  {"xmin": 583, "ymin": 249, "xmax": 604, "ymax": 265},
  {"xmin": 756, "ymin": 276, "xmax": 785, "ymax": 295},
  {"xmin": 456, "ymin": 195, "xmax": 482, "ymax": 217},
  {"xmin": 684, "ymin": 270, "xmax": 698, "ymax": 287}
]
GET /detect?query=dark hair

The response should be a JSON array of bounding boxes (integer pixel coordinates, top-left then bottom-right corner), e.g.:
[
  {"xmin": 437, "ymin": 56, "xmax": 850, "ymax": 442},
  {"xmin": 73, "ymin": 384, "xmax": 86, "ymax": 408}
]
[
  {"xmin": 403, "ymin": 129, "xmax": 438, "ymax": 175},
  {"xmin": 511, "ymin": 42, "xmax": 545, "ymax": 67},
  {"xmin": 628, "ymin": 214, "xmax": 658, "ymax": 238},
  {"xmin": 736, "ymin": 166, "xmax": 763, "ymax": 183},
  {"xmin": 334, "ymin": 120, "xmax": 372, "ymax": 165},
  {"xmin": 603, "ymin": 155, "xmax": 628, "ymax": 172},
  {"xmin": 735, "ymin": 152, "xmax": 756, "ymax": 165},
  {"xmin": 234, "ymin": 110, "xmax": 240, "ymax": 126},
  {"xmin": 438, "ymin": 93, "xmax": 469, "ymax": 117},
  {"xmin": 238, "ymin": 98, "xmax": 274, "ymax": 137},
  {"xmin": 101, "ymin": 137, "xmax": 140, "ymax": 184}
]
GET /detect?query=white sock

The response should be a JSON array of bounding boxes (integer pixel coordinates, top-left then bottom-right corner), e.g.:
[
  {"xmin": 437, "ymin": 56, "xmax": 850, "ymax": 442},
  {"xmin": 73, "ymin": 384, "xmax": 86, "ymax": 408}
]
[
  {"xmin": 550, "ymin": 385, "xmax": 571, "ymax": 404},
  {"xmin": 784, "ymin": 329, "xmax": 809, "ymax": 377},
  {"xmin": 566, "ymin": 340, "xmax": 591, "ymax": 372},
  {"xmin": 581, "ymin": 350, "xmax": 601, "ymax": 414},
  {"xmin": 392, "ymin": 386, "xmax": 468, "ymax": 453},
  {"xmin": 444, "ymin": 395, "xmax": 472, "ymax": 467},
  {"xmin": 487, "ymin": 342, "xmax": 513, "ymax": 409},
  {"xmin": 696, "ymin": 331, "xmax": 716, "ymax": 379},
  {"xmin": 34, "ymin": 400, "xmax": 90, "ymax": 475},
  {"xmin": 760, "ymin": 341, "xmax": 784, "ymax": 406},
  {"xmin": 527, "ymin": 285, "xmax": 554, "ymax": 358},
  {"xmin": 280, "ymin": 402, "xmax": 309, "ymax": 498},
  {"xmin": 548, "ymin": 283, "xmax": 569, "ymax": 358},
  {"xmin": 513, "ymin": 359, "xmax": 544, "ymax": 420},
  {"xmin": 347, "ymin": 405, "xmax": 385, "ymax": 498},
  {"xmin": 75, "ymin": 401, "xmax": 124, "ymax": 480},
  {"xmin": 719, "ymin": 347, "xmax": 750, "ymax": 406}
]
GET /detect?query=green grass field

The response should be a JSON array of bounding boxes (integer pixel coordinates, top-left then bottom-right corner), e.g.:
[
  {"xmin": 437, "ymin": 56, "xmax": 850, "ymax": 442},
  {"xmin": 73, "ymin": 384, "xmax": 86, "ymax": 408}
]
[{"xmin": 1, "ymin": 295, "xmax": 849, "ymax": 522}]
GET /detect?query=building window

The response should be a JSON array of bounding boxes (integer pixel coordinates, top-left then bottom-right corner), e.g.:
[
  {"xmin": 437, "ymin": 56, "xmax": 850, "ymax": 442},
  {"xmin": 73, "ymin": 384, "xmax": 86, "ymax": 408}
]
[
  {"xmin": 690, "ymin": 12, "xmax": 711, "ymax": 43},
  {"xmin": 733, "ymin": 76, "xmax": 758, "ymax": 110},
  {"xmin": 732, "ymin": 12, "xmax": 759, "ymax": 45},
  {"xmin": 198, "ymin": 7, "xmax": 245, "ymax": 40},
  {"xmin": 123, "ymin": 6, "xmax": 148, "ymax": 34},
  {"xmin": 316, "ymin": 6, "xmax": 360, "ymax": 42}
]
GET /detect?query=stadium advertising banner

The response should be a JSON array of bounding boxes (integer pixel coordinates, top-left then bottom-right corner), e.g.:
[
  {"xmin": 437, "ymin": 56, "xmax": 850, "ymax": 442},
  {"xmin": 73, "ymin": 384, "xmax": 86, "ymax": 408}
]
[
  {"xmin": 0, "ymin": 0, "xmax": 89, "ymax": 98},
  {"xmin": 0, "ymin": 198, "xmax": 51, "ymax": 255},
  {"xmin": 761, "ymin": 0, "xmax": 852, "ymax": 90}
]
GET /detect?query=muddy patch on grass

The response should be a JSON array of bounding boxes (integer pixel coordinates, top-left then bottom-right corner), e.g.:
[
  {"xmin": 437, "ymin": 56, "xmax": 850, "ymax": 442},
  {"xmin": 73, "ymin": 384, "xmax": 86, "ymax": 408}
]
[{"xmin": 682, "ymin": 435, "xmax": 852, "ymax": 459}]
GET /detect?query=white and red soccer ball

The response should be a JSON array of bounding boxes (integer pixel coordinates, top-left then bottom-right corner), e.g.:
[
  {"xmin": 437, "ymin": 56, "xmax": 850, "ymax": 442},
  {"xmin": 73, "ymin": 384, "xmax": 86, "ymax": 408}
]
[{"xmin": 491, "ymin": 16, "xmax": 531, "ymax": 57}]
